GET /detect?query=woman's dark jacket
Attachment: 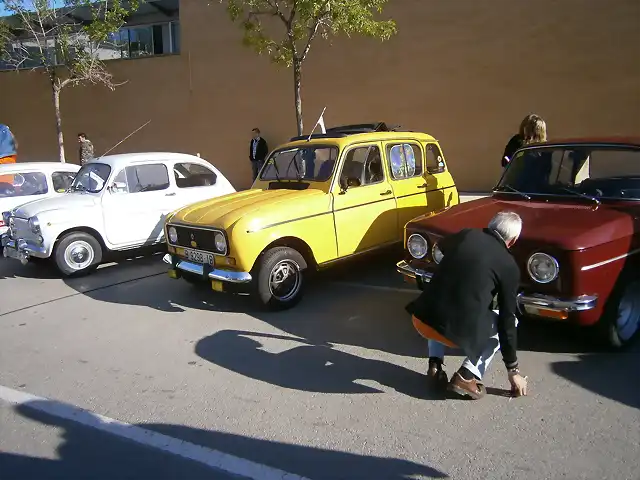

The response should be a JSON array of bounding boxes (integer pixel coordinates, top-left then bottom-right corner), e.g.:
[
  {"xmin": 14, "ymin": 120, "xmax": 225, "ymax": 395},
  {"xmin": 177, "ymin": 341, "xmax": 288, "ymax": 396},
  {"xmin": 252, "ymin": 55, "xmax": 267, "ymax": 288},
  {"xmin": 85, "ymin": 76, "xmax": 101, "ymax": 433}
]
[{"xmin": 501, "ymin": 134, "xmax": 524, "ymax": 167}]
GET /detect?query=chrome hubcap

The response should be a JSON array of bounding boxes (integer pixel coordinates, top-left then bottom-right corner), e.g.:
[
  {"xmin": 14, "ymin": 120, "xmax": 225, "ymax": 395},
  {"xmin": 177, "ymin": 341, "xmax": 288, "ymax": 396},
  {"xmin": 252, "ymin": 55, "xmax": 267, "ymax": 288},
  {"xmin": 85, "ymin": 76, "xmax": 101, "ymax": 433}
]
[
  {"xmin": 616, "ymin": 281, "xmax": 640, "ymax": 342},
  {"xmin": 268, "ymin": 259, "xmax": 301, "ymax": 302},
  {"xmin": 64, "ymin": 240, "xmax": 94, "ymax": 271}
]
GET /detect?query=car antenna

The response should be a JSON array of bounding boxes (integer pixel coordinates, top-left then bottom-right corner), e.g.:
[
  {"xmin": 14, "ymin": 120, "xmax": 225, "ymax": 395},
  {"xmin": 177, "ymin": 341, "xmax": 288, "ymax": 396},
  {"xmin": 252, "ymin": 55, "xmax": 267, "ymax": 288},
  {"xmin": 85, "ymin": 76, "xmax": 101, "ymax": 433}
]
[
  {"xmin": 307, "ymin": 107, "xmax": 327, "ymax": 142},
  {"xmin": 97, "ymin": 120, "xmax": 152, "ymax": 160}
]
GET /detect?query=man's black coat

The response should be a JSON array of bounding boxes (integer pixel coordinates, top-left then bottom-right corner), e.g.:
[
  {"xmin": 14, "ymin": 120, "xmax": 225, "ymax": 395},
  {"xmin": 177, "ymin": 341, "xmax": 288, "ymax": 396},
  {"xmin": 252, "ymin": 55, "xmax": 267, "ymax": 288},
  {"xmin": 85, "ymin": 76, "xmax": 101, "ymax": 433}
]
[
  {"xmin": 406, "ymin": 228, "xmax": 520, "ymax": 367},
  {"xmin": 249, "ymin": 137, "xmax": 268, "ymax": 163}
]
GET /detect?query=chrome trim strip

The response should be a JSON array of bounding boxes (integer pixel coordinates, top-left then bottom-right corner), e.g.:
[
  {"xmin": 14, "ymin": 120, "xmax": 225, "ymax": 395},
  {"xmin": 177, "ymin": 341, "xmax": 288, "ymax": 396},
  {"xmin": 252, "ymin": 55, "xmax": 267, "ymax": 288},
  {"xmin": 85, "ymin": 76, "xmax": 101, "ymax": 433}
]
[
  {"xmin": 246, "ymin": 211, "xmax": 331, "ymax": 233},
  {"xmin": 396, "ymin": 260, "xmax": 433, "ymax": 282},
  {"xmin": 581, "ymin": 248, "xmax": 640, "ymax": 271},
  {"xmin": 163, "ymin": 254, "xmax": 252, "ymax": 284}
]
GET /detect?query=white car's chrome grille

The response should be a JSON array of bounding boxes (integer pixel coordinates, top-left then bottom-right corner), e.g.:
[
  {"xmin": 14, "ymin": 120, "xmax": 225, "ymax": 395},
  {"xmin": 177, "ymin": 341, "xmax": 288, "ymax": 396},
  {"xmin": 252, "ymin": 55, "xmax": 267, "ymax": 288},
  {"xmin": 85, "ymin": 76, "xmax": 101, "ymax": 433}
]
[{"xmin": 12, "ymin": 217, "xmax": 38, "ymax": 241}]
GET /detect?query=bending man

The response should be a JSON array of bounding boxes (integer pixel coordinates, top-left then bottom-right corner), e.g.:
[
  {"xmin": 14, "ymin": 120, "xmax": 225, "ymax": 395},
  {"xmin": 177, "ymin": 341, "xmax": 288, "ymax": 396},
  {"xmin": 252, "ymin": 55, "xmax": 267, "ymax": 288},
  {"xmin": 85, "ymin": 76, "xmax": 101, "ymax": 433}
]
[{"xmin": 406, "ymin": 211, "xmax": 528, "ymax": 399}]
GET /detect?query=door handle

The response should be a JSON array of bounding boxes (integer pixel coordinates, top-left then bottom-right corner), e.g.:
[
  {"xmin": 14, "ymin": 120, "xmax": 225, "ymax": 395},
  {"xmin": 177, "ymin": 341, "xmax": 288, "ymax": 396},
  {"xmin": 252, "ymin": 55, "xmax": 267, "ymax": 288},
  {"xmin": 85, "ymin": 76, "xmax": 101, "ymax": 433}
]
[
  {"xmin": 380, "ymin": 190, "xmax": 392, "ymax": 196},
  {"xmin": 165, "ymin": 192, "xmax": 176, "ymax": 196},
  {"xmin": 417, "ymin": 183, "xmax": 427, "ymax": 189}
]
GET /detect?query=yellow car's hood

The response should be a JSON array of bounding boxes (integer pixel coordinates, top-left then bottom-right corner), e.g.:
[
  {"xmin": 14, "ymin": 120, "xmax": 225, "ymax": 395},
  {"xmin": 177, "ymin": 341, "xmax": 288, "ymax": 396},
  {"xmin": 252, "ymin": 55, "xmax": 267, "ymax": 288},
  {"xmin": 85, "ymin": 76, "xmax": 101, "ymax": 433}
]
[{"xmin": 171, "ymin": 188, "xmax": 328, "ymax": 230}]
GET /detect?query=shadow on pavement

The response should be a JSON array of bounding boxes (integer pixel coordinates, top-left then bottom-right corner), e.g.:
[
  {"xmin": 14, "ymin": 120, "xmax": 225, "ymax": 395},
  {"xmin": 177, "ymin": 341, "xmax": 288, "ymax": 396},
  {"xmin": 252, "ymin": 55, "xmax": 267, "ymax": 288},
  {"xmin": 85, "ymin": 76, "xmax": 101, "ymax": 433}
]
[
  {"xmin": 2, "ymin": 400, "xmax": 448, "ymax": 480},
  {"xmin": 550, "ymin": 345, "xmax": 640, "ymax": 410},
  {"xmin": 195, "ymin": 330, "xmax": 445, "ymax": 400}
]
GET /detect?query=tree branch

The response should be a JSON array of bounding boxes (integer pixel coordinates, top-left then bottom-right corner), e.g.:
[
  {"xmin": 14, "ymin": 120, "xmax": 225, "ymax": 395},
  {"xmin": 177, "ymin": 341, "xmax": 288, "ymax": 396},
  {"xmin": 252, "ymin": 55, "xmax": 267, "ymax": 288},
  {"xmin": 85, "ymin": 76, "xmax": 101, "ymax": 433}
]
[{"xmin": 300, "ymin": 0, "xmax": 331, "ymax": 62}]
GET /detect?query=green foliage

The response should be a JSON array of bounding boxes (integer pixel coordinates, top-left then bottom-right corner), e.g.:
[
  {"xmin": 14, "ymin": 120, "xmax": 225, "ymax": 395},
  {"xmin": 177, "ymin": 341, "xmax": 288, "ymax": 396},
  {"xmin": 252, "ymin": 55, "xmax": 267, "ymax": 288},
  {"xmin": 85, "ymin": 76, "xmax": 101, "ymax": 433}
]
[
  {"xmin": 0, "ymin": 0, "xmax": 139, "ymax": 88},
  {"xmin": 222, "ymin": 0, "xmax": 397, "ymax": 67}
]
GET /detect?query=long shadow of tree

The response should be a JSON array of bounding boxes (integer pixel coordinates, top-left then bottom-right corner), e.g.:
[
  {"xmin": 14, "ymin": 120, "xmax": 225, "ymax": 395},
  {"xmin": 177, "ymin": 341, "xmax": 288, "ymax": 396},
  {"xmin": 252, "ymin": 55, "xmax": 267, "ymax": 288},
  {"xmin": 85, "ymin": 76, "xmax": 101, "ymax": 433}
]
[{"xmin": 1, "ymin": 400, "xmax": 449, "ymax": 480}]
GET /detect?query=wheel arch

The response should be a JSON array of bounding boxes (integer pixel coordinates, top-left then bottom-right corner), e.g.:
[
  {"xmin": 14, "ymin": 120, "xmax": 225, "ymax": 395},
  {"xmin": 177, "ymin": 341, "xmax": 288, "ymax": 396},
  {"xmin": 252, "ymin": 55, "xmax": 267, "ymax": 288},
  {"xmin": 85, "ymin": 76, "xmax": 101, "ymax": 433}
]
[
  {"xmin": 54, "ymin": 226, "xmax": 108, "ymax": 253},
  {"xmin": 259, "ymin": 236, "xmax": 317, "ymax": 271}
]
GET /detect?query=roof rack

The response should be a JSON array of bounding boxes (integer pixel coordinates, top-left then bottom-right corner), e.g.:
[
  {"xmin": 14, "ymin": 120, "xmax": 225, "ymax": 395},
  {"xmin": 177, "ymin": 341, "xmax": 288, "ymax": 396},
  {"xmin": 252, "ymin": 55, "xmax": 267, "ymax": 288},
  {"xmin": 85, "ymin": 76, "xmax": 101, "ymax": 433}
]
[{"xmin": 289, "ymin": 122, "xmax": 402, "ymax": 142}]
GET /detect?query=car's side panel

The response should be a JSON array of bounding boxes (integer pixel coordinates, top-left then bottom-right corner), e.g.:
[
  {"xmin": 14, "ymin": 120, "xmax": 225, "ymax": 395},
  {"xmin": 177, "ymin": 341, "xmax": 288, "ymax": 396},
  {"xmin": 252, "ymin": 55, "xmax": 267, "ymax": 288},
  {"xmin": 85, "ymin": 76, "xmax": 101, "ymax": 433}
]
[{"xmin": 228, "ymin": 193, "xmax": 336, "ymax": 272}]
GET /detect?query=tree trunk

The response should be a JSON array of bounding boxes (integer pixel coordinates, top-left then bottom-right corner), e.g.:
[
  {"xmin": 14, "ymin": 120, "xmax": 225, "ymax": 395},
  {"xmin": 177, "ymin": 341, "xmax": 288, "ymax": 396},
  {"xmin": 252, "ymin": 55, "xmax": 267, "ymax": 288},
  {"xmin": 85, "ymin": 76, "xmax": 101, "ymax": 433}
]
[
  {"xmin": 51, "ymin": 83, "xmax": 66, "ymax": 163},
  {"xmin": 293, "ymin": 59, "xmax": 303, "ymax": 136}
]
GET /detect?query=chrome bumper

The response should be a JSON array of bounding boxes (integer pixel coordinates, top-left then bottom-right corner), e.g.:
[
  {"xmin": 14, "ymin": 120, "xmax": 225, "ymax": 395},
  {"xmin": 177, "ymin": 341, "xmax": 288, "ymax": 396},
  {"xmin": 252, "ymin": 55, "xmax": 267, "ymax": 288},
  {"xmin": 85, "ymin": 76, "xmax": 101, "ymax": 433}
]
[
  {"xmin": 162, "ymin": 253, "xmax": 252, "ymax": 284},
  {"xmin": 2, "ymin": 236, "xmax": 48, "ymax": 264},
  {"xmin": 396, "ymin": 260, "xmax": 598, "ymax": 313}
]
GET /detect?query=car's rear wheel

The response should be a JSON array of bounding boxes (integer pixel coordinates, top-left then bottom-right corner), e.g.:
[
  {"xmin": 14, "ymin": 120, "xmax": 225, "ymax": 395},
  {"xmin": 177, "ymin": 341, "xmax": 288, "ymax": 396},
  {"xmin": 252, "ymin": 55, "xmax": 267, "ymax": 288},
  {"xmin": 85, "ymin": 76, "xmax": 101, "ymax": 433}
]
[
  {"xmin": 255, "ymin": 246, "xmax": 307, "ymax": 310},
  {"xmin": 599, "ymin": 279, "xmax": 640, "ymax": 349},
  {"xmin": 54, "ymin": 232, "xmax": 102, "ymax": 277}
]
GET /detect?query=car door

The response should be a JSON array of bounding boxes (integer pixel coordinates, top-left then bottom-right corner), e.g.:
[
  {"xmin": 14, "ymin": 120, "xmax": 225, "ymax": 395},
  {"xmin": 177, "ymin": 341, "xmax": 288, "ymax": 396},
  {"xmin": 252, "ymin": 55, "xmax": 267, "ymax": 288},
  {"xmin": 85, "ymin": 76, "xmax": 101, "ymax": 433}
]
[
  {"xmin": 102, "ymin": 161, "xmax": 177, "ymax": 247},
  {"xmin": 172, "ymin": 161, "xmax": 221, "ymax": 206},
  {"xmin": 331, "ymin": 143, "xmax": 398, "ymax": 257},
  {"xmin": 385, "ymin": 141, "xmax": 429, "ymax": 236}
]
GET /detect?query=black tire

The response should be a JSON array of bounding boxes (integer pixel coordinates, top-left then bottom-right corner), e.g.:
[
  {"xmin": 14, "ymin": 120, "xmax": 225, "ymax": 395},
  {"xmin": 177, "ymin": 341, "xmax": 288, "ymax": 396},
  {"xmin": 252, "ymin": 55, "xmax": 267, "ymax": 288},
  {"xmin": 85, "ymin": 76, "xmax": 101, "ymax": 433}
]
[
  {"xmin": 597, "ymin": 279, "xmax": 640, "ymax": 349},
  {"xmin": 254, "ymin": 246, "xmax": 307, "ymax": 311},
  {"xmin": 54, "ymin": 232, "xmax": 103, "ymax": 277}
]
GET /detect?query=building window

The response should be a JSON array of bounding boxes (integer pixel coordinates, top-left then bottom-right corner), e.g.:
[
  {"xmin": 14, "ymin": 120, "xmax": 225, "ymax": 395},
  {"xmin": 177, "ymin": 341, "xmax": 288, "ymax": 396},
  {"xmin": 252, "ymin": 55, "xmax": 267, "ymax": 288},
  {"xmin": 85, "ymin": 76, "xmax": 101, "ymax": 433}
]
[{"xmin": 106, "ymin": 21, "xmax": 180, "ymax": 60}]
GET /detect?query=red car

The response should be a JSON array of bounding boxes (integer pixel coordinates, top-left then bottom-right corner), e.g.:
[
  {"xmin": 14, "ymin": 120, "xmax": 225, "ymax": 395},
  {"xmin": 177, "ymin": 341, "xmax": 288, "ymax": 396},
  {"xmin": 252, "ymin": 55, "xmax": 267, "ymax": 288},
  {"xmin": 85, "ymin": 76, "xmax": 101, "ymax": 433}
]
[{"xmin": 397, "ymin": 138, "xmax": 640, "ymax": 348}]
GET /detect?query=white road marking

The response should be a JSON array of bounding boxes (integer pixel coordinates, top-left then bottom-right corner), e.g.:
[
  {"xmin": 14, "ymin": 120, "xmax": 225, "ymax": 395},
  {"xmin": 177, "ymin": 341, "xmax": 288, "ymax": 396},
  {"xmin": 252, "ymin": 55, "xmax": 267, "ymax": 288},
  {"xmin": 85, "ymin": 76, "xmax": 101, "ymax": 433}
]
[
  {"xmin": 0, "ymin": 385, "xmax": 309, "ymax": 480},
  {"xmin": 331, "ymin": 281, "xmax": 417, "ymax": 294}
]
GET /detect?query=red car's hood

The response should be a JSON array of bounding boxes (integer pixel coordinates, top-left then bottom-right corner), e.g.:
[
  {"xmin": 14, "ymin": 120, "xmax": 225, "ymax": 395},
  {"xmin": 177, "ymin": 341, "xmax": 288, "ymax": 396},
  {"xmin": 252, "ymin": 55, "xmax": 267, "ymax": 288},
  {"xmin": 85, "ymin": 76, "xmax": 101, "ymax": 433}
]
[{"xmin": 411, "ymin": 196, "xmax": 640, "ymax": 251}]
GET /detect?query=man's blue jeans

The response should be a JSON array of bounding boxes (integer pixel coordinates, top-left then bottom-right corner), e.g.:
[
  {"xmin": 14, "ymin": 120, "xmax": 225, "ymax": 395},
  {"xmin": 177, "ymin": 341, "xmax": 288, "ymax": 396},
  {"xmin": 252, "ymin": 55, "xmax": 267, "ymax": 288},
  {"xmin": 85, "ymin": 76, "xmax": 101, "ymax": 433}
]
[{"xmin": 428, "ymin": 312, "xmax": 518, "ymax": 380}]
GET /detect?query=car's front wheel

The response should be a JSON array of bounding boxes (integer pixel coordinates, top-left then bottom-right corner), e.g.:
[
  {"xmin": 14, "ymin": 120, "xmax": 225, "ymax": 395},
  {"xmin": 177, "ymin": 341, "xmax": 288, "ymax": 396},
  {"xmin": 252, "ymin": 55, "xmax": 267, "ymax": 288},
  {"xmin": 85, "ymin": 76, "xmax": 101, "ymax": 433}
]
[
  {"xmin": 600, "ymin": 279, "xmax": 640, "ymax": 349},
  {"xmin": 54, "ymin": 232, "xmax": 103, "ymax": 276},
  {"xmin": 255, "ymin": 246, "xmax": 307, "ymax": 310}
]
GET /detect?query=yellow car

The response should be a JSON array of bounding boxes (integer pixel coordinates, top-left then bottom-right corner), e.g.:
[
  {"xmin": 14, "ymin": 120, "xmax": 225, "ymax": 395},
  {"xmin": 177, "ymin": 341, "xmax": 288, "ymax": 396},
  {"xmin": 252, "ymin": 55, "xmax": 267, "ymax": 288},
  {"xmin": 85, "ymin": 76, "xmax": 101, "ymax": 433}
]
[{"xmin": 163, "ymin": 123, "xmax": 459, "ymax": 309}]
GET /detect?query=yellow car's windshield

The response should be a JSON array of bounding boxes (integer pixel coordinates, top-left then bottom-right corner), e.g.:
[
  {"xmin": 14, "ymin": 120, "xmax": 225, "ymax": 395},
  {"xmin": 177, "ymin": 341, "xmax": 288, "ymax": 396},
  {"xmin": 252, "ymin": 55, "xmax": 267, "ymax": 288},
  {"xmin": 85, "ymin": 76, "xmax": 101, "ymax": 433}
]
[{"xmin": 260, "ymin": 145, "xmax": 339, "ymax": 182}]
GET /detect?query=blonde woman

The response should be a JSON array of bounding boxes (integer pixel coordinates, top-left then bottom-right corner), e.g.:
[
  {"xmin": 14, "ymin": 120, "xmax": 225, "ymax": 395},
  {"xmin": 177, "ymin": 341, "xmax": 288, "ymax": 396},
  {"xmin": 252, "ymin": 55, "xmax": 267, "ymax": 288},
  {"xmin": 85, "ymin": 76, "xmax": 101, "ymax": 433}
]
[{"xmin": 523, "ymin": 116, "xmax": 547, "ymax": 145}]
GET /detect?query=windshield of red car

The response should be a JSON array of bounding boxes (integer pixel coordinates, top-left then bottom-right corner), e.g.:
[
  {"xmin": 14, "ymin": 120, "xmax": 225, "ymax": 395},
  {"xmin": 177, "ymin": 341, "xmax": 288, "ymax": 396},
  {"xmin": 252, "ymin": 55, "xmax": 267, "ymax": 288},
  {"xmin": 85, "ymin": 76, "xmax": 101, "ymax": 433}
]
[
  {"xmin": 260, "ymin": 146, "xmax": 339, "ymax": 182},
  {"xmin": 496, "ymin": 146, "xmax": 640, "ymax": 200}
]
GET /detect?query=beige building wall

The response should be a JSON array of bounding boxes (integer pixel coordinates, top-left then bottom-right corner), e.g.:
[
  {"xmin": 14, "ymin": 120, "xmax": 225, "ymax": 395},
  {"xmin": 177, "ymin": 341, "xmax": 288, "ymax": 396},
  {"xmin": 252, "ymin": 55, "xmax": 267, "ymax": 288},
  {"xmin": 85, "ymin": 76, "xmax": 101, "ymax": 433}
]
[{"xmin": 2, "ymin": 0, "xmax": 639, "ymax": 191}]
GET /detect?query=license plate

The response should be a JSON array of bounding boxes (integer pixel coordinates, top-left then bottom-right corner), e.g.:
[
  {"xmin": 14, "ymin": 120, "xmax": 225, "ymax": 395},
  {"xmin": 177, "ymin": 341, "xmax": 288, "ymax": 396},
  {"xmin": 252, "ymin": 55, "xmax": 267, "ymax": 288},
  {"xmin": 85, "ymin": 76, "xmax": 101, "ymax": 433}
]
[
  {"xmin": 183, "ymin": 248, "xmax": 215, "ymax": 266},
  {"xmin": 3, "ymin": 246, "xmax": 20, "ymax": 260}
]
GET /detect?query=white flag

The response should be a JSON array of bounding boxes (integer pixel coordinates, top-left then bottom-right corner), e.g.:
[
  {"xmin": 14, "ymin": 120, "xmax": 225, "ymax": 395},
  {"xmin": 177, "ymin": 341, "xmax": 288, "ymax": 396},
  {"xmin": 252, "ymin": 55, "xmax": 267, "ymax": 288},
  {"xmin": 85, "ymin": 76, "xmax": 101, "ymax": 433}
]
[{"xmin": 317, "ymin": 112, "xmax": 326, "ymax": 134}]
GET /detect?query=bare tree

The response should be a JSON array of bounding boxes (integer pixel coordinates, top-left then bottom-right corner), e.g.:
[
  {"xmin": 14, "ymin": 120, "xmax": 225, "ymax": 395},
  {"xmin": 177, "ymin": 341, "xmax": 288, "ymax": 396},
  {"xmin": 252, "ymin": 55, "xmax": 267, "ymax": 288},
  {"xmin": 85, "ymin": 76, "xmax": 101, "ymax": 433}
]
[
  {"xmin": 220, "ymin": 0, "xmax": 397, "ymax": 136},
  {"xmin": 0, "ymin": 0, "xmax": 138, "ymax": 162}
]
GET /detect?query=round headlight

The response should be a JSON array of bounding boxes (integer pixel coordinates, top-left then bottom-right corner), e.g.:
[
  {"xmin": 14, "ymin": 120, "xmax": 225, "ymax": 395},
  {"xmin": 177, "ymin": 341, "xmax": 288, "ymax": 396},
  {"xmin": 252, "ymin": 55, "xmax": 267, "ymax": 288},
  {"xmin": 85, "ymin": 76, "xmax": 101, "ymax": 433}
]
[
  {"xmin": 527, "ymin": 253, "xmax": 559, "ymax": 284},
  {"xmin": 214, "ymin": 231, "xmax": 226, "ymax": 253},
  {"xmin": 168, "ymin": 226, "xmax": 178, "ymax": 244},
  {"xmin": 432, "ymin": 243, "xmax": 444, "ymax": 264},
  {"xmin": 29, "ymin": 216, "xmax": 41, "ymax": 233},
  {"xmin": 407, "ymin": 234, "xmax": 428, "ymax": 259}
]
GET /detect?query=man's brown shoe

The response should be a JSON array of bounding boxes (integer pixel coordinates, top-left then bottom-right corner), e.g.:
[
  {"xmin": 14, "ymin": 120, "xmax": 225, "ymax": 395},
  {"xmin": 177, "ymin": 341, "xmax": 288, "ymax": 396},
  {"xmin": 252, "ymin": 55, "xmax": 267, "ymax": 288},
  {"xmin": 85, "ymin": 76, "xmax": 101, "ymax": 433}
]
[
  {"xmin": 447, "ymin": 372, "xmax": 486, "ymax": 400},
  {"xmin": 427, "ymin": 366, "xmax": 449, "ymax": 389}
]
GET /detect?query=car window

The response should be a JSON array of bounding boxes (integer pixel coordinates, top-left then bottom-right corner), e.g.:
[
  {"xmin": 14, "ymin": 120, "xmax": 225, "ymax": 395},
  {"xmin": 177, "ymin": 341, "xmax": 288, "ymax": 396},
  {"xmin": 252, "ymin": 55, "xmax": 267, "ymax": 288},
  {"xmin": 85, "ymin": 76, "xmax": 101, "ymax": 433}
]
[
  {"xmin": 261, "ymin": 146, "xmax": 339, "ymax": 182},
  {"xmin": 388, "ymin": 143, "xmax": 423, "ymax": 180},
  {"xmin": 0, "ymin": 171, "xmax": 48, "ymax": 198},
  {"xmin": 498, "ymin": 146, "xmax": 640, "ymax": 200},
  {"xmin": 125, "ymin": 164, "xmax": 170, "ymax": 193},
  {"xmin": 173, "ymin": 162, "xmax": 217, "ymax": 188},
  {"xmin": 52, "ymin": 171, "xmax": 76, "ymax": 192},
  {"xmin": 340, "ymin": 145, "xmax": 384, "ymax": 187},
  {"xmin": 425, "ymin": 143, "xmax": 445, "ymax": 172}
]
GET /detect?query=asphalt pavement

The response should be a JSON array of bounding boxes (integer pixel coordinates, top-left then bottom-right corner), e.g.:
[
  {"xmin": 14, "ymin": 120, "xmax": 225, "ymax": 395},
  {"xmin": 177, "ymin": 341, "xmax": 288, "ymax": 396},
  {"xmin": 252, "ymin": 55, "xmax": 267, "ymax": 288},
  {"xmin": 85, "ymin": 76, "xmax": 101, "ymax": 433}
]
[{"xmin": 0, "ymin": 249, "xmax": 638, "ymax": 480}]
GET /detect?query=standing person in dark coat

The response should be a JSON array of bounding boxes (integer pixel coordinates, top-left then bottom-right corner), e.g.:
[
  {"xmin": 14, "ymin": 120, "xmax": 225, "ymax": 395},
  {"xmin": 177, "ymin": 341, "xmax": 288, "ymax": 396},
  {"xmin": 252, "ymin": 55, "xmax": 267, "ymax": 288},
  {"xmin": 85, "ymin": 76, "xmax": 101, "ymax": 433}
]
[
  {"xmin": 406, "ymin": 211, "xmax": 529, "ymax": 400},
  {"xmin": 249, "ymin": 128, "xmax": 269, "ymax": 181},
  {"xmin": 501, "ymin": 114, "xmax": 544, "ymax": 168}
]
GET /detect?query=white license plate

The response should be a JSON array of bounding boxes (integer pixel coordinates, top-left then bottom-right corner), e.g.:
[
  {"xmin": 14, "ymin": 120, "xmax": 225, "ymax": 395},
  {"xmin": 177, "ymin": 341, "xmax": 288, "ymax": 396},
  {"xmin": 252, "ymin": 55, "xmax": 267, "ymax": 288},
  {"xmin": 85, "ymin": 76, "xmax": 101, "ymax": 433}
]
[
  {"xmin": 183, "ymin": 248, "xmax": 214, "ymax": 266},
  {"xmin": 3, "ymin": 246, "xmax": 20, "ymax": 260}
]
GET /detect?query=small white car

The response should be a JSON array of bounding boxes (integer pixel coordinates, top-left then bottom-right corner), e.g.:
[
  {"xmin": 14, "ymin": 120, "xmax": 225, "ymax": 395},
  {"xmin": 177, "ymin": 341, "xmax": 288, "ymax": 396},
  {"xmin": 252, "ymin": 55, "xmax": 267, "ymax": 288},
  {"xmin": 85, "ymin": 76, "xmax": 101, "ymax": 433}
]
[
  {"xmin": 1, "ymin": 152, "xmax": 236, "ymax": 275},
  {"xmin": 0, "ymin": 162, "xmax": 80, "ymax": 236}
]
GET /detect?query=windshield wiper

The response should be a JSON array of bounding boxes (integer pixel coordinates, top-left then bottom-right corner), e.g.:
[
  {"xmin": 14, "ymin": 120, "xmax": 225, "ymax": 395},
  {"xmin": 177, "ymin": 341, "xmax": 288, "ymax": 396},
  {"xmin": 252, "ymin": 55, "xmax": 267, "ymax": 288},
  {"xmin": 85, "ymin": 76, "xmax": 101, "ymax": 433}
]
[
  {"xmin": 497, "ymin": 184, "xmax": 531, "ymax": 200},
  {"xmin": 557, "ymin": 186, "xmax": 601, "ymax": 206}
]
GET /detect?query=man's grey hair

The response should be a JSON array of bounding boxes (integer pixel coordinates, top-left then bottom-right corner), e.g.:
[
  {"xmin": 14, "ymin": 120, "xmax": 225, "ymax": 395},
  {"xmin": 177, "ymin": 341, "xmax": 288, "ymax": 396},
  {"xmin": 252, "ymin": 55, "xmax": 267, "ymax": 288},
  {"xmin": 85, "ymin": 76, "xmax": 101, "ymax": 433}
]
[{"xmin": 488, "ymin": 211, "xmax": 522, "ymax": 243}]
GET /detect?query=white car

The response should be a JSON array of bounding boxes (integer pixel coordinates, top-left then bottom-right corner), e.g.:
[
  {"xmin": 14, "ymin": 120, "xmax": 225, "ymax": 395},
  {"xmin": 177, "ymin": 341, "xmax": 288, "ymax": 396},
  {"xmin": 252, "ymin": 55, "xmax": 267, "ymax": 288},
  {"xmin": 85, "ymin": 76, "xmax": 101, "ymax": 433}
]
[
  {"xmin": 0, "ymin": 162, "xmax": 80, "ymax": 236},
  {"xmin": 1, "ymin": 152, "xmax": 236, "ymax": 275}
]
